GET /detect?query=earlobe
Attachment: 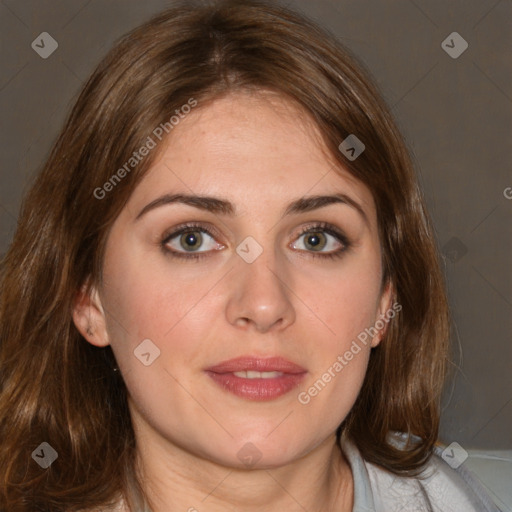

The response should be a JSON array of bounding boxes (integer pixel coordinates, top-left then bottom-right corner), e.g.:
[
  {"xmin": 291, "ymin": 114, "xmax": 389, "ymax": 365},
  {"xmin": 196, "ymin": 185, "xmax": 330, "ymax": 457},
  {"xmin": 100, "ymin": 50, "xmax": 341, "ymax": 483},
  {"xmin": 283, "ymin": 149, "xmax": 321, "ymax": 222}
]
[
  {"xmin": 371, "ymin": 280, "xmax": 394, "ymax": 348},
  {"xmin": 72, "ymin": 282, "xmax": 110, "ymax": 347}
]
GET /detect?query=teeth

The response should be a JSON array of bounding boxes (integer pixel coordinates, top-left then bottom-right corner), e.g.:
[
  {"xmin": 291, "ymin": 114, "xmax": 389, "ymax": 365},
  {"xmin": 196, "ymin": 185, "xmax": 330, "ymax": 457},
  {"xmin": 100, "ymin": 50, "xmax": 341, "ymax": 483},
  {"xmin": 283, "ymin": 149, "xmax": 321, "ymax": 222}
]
[{"xmin": 233, "ymin": 371, "xmax": 284, "ymax": 379}]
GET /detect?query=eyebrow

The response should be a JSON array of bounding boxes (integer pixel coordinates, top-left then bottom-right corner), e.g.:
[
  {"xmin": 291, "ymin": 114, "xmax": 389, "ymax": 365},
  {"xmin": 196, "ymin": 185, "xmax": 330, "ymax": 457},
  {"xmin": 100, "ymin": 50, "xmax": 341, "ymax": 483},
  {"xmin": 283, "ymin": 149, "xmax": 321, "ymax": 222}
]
[{"xmin": 134, "ymin": 192, "xmax": 368, "ymax": 225}]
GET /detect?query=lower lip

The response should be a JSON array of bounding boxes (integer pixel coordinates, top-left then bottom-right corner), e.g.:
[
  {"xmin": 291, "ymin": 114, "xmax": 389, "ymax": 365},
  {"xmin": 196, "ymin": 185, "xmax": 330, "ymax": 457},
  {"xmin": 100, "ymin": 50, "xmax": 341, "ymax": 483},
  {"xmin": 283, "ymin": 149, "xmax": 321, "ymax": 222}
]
[{"xmin": 205, "ymin": 371, "xmax": 307, "ymax": 401}]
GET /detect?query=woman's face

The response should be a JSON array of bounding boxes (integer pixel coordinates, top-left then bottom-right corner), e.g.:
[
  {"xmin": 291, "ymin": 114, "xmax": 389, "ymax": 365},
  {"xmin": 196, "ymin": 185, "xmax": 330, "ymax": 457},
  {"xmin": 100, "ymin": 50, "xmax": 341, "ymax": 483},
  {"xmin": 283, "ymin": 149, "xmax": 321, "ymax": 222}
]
[{"xmin": 76, "ymin": 91, "xmax": 392, "ymax": 469}]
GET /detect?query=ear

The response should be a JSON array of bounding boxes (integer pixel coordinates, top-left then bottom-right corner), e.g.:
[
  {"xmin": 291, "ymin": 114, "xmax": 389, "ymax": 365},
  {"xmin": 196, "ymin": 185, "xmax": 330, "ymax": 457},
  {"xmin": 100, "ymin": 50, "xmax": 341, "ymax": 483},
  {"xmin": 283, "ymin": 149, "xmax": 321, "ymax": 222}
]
[
  {"xmin": 72, "ymin": 281, "xmax": 110, "ymax": 347},
  {"xmin": 371, "ymin": 279, "xmax": 395, "ymax": 348}
]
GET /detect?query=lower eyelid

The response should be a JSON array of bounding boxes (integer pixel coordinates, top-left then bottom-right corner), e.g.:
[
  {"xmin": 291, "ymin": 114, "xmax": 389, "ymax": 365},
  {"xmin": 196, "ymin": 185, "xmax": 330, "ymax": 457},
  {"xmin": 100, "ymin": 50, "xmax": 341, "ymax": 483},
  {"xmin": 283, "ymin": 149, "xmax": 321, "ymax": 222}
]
[
  {"xmin": 160, "ymin": 224, "xmax": 350, "ymax": 259},
  {"xmin": 166, "ymin": 232, "xmax": 220, "ymax": 252},
  {"xmin": 295, "ymin": 229, "xmax": 347, "ymax": 247}
]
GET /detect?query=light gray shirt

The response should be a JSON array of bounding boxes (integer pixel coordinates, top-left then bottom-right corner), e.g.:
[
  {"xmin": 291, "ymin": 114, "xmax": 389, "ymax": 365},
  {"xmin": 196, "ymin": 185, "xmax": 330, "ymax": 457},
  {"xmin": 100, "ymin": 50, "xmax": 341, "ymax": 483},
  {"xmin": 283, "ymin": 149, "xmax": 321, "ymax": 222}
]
[{"xmin": 340, "ymin": 432, "xmax": 502, "ymax": 511}]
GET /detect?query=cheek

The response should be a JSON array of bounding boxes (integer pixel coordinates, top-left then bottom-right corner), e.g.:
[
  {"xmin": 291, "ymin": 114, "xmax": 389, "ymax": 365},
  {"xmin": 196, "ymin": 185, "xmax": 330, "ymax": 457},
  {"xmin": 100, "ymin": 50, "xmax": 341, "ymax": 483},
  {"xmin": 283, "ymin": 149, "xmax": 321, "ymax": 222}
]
[
  {"xmin": 293, "ymin": 249, "xmax": 382, "ymax": 414},
  {"xmin": 306, "ymin": 256, "xmax": 383, "ymax": 348},
  {"xmin": 101, "ymin": 240, "xmax": 222, "ymax": 368},
  {"xmin": 294, "ymin": 269, "xmax": 379, "ymax": 433}
]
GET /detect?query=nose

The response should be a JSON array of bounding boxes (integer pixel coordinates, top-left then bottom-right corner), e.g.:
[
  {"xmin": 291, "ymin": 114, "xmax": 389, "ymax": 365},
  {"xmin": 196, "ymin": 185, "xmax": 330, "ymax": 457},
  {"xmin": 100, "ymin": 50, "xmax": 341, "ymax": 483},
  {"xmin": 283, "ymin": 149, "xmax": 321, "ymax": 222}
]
[{"xmin": 224, "ymin": 248, "xmax": 296, "ymax": 333}]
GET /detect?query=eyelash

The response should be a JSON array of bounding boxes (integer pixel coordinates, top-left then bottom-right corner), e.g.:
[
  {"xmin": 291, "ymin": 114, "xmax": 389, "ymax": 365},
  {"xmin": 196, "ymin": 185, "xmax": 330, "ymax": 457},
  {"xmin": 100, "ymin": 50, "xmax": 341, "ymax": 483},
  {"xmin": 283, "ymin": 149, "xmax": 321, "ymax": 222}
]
[{"xmin": 160, "ymin": 221, "xmax": 351, "ymax": 261}]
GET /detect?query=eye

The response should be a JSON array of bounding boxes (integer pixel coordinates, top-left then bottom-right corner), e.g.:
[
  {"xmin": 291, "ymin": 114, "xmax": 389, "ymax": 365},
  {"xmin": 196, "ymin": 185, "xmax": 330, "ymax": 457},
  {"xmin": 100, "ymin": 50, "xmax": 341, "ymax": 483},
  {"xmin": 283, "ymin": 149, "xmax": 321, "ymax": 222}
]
[
  {"xmin": 290, "ymin": 223, "xmax": 350, "ymax": 259},
  {"xmin": 161, "ymin": 224, "xmax": 224, "ymax": 259}
]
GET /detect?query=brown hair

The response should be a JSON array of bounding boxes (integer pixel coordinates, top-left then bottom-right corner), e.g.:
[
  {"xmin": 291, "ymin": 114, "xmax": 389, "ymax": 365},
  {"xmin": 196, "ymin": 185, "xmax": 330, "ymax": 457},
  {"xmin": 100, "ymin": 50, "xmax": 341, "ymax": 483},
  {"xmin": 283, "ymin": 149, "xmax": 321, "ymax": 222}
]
[{"xmin": 0, "ymin": 0, "xmax": 450, "ymax": 510}]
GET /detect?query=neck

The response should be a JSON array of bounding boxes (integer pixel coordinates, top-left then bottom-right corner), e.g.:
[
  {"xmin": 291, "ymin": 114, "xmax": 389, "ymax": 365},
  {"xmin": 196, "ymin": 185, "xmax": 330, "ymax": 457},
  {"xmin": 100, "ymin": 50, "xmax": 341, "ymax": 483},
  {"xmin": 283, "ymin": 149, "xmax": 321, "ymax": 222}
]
[{"xmin": 128, "ymin": 427, "xmax": 353, "ymax": 512}]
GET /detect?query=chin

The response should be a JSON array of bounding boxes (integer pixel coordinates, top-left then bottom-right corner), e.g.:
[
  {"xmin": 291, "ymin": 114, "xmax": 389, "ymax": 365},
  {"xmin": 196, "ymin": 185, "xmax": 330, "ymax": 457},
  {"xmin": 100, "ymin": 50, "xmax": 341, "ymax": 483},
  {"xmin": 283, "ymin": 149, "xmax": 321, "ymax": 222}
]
[{"xmin": 219, "ymin": 433, "xmax": 309, "ymax": 470}]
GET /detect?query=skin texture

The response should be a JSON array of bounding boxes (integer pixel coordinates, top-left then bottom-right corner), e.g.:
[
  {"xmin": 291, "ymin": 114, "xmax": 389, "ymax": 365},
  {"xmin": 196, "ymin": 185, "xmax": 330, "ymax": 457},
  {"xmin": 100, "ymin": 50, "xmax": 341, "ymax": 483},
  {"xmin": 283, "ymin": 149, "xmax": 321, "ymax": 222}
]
[{"xmin": 73, "ymin": 91, "xmax": 393, "ymax": 512}]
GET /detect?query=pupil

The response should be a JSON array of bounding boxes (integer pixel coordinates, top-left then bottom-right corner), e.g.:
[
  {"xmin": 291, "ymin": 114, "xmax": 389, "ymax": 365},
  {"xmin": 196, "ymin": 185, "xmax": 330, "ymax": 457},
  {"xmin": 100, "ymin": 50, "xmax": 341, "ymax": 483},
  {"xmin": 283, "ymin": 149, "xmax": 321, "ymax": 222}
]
[
  {"xmin": 181, "ymin": 231, "xmax": 202, "ymax": 250},
  {"xmin": 306, "ymin": 232, "xmax": 325, "ymax": 251}
]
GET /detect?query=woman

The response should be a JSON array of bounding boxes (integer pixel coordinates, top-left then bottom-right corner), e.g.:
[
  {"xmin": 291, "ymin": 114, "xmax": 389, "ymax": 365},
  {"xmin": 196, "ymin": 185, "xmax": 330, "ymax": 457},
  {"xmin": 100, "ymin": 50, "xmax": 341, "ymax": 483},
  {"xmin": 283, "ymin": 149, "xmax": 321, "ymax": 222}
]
[{"xmin": 0, "ymin": 1, "xmax": 501, "ymax": 511}]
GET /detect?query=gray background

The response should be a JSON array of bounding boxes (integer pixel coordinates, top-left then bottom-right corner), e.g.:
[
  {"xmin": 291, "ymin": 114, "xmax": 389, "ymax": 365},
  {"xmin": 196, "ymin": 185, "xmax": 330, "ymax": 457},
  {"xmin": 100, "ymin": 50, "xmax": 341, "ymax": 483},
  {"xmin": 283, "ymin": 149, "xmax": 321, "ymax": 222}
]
[{"xmin": 1, "ymin": 0, "xmax": 511, "ymax": 452}]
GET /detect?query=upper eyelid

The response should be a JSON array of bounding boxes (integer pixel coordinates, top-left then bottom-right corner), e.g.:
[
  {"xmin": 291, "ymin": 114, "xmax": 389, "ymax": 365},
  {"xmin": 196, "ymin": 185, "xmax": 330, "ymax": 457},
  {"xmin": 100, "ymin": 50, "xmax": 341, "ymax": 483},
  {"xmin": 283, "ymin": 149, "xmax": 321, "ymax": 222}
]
[
  {"xmin": 162, "ymin": 221, "xmax": 348, "ymax": 246},
  {"xmin": 292, "ymin": 225, "xmax": 348, "ymax": 248},
  {"xmin": 162, "ymin": 222, "xmax": 221, "ymax": 242}
]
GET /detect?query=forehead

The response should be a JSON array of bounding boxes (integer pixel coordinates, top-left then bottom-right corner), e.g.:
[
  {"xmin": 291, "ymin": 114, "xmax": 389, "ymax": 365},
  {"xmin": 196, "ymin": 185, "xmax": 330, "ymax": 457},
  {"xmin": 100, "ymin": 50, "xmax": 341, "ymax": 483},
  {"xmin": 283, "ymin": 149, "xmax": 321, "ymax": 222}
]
[{"xmin": 124, "ymin": 91, "xmax": 376, "ymax": 221}]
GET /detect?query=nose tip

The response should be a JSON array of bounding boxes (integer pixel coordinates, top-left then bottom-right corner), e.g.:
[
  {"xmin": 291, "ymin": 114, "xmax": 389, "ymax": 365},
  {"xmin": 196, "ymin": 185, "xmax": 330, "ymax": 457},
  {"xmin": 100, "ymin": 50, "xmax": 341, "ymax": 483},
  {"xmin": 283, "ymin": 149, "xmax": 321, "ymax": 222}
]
[
  {"xmin": 225, "ymin": 255, "xmax": 296, "ymax": 333},
  {"xmin": 234, "ymin": 307, "xmax": 286, "ymax": 333}
]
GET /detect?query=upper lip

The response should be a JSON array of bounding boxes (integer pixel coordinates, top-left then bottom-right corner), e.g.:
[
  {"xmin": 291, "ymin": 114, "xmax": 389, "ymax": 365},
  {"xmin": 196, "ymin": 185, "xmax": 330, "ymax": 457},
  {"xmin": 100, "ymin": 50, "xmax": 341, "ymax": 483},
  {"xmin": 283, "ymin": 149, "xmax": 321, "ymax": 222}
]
[{"xmin": 205, "ymin": 356, "xmax": 306, "ymax": 374}]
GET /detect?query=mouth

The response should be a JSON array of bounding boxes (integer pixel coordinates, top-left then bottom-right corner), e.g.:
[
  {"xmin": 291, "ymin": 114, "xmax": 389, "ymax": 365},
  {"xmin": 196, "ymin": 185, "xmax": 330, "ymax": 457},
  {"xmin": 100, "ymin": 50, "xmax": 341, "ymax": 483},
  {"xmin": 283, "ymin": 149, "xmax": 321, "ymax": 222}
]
[
  {"xmin": 205, "ymin": 356, "xmax": 307, "ymax": 401},
  {"xmin": 231, "ymin": 370, "xmax": 284, "ymax": 378}
]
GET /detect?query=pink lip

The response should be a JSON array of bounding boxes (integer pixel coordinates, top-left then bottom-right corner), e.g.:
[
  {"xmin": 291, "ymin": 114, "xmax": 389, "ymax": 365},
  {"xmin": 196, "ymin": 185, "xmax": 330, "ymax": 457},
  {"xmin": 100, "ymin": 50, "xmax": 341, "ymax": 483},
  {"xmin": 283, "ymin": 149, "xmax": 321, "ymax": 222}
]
[
  {"xmin": 205, "ymin": 356, "xmax": 307, "ymax": 401},
  {"xmin": 206, "ymin": 356, "xmax": 306, "ymax": 374}
]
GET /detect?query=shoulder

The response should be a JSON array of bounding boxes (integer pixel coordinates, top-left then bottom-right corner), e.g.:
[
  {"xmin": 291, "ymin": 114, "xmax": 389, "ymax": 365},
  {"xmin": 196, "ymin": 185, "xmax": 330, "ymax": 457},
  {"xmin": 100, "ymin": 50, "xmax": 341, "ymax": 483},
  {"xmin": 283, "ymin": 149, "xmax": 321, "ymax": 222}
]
[
  {"xmin": 365, "ymin": 451, "xmax": 499, "ymax": 512},
  {"xmin": 341, "ymin": 432, "xmax": 502, "ymax": 512}
]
